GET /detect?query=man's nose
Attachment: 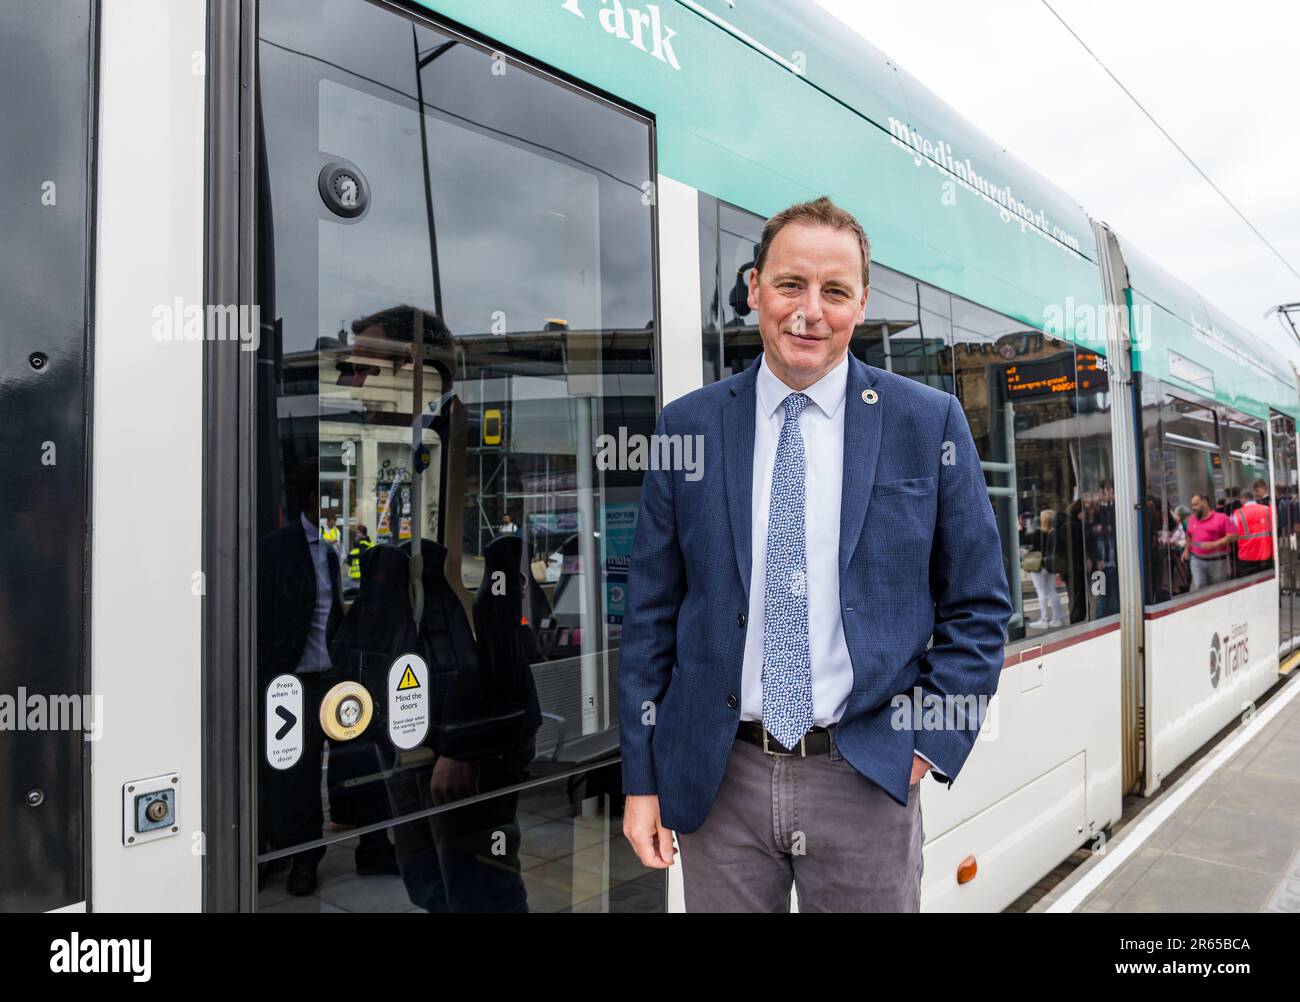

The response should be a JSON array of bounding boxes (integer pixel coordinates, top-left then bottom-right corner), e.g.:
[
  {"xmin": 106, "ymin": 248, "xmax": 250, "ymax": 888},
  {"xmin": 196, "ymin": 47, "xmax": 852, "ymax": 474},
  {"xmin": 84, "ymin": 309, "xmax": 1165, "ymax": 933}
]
[{"xmin": 799, "ymin": 284, "xmax": 826, "ymax": 325}]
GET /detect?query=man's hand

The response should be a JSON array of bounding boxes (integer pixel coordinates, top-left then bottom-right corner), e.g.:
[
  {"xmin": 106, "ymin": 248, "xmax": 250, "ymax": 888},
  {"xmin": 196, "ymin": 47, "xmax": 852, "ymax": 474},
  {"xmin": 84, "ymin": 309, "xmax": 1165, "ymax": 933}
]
[
  {"xmin": 909, "ymin": 753, "xmax": 932, "ymax": 785},
  {"xmin": 623, "ymin": 794, "xmax": 677, "ymax": 868},
  {"xmin": 430, "ymin": 755, "xmax": 479, "ymax": 806}
]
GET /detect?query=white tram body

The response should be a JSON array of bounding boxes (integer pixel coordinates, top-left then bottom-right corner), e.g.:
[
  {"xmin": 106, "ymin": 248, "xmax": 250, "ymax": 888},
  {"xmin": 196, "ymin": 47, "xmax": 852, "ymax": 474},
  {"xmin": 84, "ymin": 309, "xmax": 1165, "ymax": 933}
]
[{"xmin": 1, "ymin": 0, "xmax": 1294, "ymax": 913}]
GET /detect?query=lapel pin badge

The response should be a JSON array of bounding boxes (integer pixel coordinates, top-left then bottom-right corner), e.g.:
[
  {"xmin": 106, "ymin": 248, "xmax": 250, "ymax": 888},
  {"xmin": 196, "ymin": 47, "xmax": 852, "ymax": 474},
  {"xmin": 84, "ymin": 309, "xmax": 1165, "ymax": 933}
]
[{"xmin": 861, "ymin": 388, "xmax": 878, "ymax": 404}]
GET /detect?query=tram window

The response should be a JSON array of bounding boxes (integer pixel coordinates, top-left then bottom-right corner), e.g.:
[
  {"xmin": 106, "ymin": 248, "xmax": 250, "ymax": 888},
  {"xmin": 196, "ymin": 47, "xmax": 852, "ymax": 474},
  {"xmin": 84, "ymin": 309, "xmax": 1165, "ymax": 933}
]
[
  {"xmin": 1163, "ymin": 395, "xmax": 1223, "ymax": 506},
  {"xmin": 1224, "ymin": 419, "xmax": 1267, "ymax": 509},
  {"xmin": 1139, "ymin": 378, "xmax": 1173, "ymax": 604},
  {"xmin": 947, "ymin": 294, "xmax": 1117, "ymax": 638},
  {"xmin": 700, "ymin": 196, "xmax": 765, "ymax": 382},
  {"xmin": 1270, "ymin": 414, "xmax": 1300, "ymax": 652},
  {"xmin": 1142, "ymin": 391, "xmax": 1227, "ymax": 602},
  {"xmin": 254, "ymin": 0, "xmax": 657, "ymax": 912},
  {"xmin": 861, "ymin": 264, "xmax": 921, "ymax": 373}
]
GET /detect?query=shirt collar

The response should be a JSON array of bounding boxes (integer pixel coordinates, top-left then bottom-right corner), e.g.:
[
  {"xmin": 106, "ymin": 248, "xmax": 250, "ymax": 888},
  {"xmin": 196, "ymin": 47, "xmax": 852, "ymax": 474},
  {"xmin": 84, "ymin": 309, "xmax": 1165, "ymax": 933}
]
[
  {"xmin": 300, "ymin": 511, "xmax": 320, "ymax": 542},
  {"xmin": 756, "ymin": 350, "xmax": 849, "ymax": 420}
]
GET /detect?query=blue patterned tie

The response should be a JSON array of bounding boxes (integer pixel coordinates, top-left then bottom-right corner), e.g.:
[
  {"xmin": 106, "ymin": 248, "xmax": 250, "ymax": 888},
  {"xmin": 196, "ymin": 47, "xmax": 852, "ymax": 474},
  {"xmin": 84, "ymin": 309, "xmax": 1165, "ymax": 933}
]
[{"xmin": 762, "ymin": 392, "xmax": 814, "ymax": 749}]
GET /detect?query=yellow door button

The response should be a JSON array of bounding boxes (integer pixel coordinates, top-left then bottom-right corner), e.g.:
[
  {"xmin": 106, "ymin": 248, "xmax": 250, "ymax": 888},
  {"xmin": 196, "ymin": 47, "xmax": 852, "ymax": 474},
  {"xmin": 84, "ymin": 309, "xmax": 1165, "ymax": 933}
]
[{"xmin": 319, "ymin": 681, "xmax": 373, "ymax": 741}]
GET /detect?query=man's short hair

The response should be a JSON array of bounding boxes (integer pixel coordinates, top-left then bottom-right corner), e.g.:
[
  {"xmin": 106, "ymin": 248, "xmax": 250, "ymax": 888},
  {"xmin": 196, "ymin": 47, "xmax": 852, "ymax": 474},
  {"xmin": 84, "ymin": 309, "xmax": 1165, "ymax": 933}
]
[
  {"xmin": 1253, "ymin": 479, "xmax": 1268, "ymax": 491},
  {"xmin": 753, "ymin": 195, "xmax": 872, "ymax": 289},
  {"xmin": 351, "ymin": 304, "xmax": 451, "ymax": 344}
]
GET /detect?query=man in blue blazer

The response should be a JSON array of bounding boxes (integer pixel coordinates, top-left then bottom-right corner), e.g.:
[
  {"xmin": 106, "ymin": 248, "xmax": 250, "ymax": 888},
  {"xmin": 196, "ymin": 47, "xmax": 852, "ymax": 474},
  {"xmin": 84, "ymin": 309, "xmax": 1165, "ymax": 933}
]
[{"xmin": 619, "ymin": 196, "xmax": 1012, "ymax": 911}]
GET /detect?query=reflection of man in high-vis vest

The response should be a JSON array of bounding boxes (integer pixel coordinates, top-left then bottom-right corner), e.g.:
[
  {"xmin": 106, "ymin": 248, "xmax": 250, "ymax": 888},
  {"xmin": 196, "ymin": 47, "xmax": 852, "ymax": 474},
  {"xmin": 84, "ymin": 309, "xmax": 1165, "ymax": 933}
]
[
  {"xmin": 348, "ymin": 526, "xmax": 374, "ymax": 580},
  {"xmin": 1232, "ymin": 489, "xmax": 1273, "ymax": 577},
  {"xmin": 321, "ymin": 515, "xmax": 341, "ymax": 551}
]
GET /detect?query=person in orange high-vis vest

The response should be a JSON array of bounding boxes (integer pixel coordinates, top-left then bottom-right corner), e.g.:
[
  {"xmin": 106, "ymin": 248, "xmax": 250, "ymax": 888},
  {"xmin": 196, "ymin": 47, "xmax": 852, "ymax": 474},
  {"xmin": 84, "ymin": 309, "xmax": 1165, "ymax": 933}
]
[{"xmin": 1232, "ymin": 488, "xmax": 1274, "ymax": 577}]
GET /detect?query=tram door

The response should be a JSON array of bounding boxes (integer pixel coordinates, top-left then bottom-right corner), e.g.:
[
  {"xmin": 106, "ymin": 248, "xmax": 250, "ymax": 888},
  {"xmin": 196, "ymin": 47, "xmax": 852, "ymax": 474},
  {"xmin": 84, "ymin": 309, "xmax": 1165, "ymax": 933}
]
[
  {"xmin": 250, "ymin": 0, "xmax": 662, "ymax": 912},
  {"xmin": 1269, "ymin": 412, "xmax": 1300, "ymax": 661}
]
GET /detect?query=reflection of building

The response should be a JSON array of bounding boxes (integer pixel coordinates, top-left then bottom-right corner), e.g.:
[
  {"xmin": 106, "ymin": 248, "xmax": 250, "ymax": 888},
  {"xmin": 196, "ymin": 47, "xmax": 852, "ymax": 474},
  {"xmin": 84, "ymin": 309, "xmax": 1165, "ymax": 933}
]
[{"xmin": 283, "ymin": 324, "xmax": 656, "ymax": 617}]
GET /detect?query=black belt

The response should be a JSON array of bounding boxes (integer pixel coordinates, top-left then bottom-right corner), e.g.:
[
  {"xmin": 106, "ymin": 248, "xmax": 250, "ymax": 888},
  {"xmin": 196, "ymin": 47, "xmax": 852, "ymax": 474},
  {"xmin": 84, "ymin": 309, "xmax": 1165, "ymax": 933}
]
[
  {"xmin": 736, "ymin": 720, "xmax": 836, "ymax": 756},
  {"xmin": 1190, "ymin": 553, "xmax": 1228, "ymax": 561}
]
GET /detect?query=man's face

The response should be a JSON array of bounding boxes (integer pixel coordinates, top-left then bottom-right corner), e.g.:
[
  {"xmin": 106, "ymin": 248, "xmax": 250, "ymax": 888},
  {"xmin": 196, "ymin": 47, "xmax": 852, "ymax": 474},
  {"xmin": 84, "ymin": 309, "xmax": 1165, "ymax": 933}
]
[{"xmin": 748, "ymin": 222, "xmax": 867, "ymax": 390}]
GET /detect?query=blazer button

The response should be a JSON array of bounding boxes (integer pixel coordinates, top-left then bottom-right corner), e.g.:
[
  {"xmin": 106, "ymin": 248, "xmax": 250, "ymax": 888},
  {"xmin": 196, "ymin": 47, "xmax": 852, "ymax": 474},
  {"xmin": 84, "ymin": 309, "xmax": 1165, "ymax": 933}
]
[
  {"xmin": 737, "ymin": 613, "xmax": 746, "ymax": 628},
  {"xmin": 726, "ymin": 694, "xmax": 738, "ymax": 708}
]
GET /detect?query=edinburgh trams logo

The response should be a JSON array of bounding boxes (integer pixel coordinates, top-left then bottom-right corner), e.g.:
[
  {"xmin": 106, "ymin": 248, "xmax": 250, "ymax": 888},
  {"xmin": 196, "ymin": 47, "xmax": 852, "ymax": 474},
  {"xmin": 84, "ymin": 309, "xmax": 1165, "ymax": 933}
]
[
  {"xmin": 560, "ymin": 0, "xmax": 683, "ymax": 70},
  {"xmin": 1209, "ymin": 622, "xmax": 1249, "ymax": 689}
]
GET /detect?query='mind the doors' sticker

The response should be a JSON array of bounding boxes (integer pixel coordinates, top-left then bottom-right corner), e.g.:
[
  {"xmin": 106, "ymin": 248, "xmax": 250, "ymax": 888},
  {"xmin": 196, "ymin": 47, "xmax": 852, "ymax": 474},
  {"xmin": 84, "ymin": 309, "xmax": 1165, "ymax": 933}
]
[{"xmin": 388, "ymin": 654, "xmax": 430, "ymax": 751}]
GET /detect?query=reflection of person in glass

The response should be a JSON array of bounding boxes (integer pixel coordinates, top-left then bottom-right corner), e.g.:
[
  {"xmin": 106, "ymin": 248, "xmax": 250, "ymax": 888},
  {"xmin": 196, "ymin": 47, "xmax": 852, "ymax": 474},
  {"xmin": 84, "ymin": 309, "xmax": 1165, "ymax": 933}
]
[
  {"xmin": 348, "ymin": 525, "xmax": 374, "ymax": 583},
  {"xmin": 1182, "ymin": 493, "xmax": 1235, "ymax": 591},
  {"xmin": 1093, "ymin": 482, "xmax": 1119, "ymax": 617},
  {"xmin": 330, "ymin": 305, "xmax": 542, "ymax": 912},
  {"xmin": 1046, "ymin": 502, "xmax": 1090, "ymax": 625},
  {"xmin": 1231, "ymin": 487, "xmax": 1273, "ymax": 577},
  {"xmin": 1023, "ymin": 509, "xmax": 1063, "ymax": 628},
  {"xmin": 257, "ymin": 459, "xmax": 398, "ymax": 895},
  {"xmin": 321, "ymin": 513, "xmax": 342, "ymax": 552}
]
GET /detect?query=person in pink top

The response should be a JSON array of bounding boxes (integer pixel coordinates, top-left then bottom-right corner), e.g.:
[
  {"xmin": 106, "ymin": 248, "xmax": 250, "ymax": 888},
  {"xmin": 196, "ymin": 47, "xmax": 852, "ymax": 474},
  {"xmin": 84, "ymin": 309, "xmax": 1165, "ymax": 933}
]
[{"xmin": 1181, "ymin": 493, "xmax": 1236, "ymax": 591}]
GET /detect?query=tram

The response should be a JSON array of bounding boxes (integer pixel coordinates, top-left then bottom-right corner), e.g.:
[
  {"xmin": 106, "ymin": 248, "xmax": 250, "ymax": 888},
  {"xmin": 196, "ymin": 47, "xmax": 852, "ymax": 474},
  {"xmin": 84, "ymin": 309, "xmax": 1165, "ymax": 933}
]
[{"xmin": 3, "ymin": 0, "xmax": 1297, "ymax": 913}]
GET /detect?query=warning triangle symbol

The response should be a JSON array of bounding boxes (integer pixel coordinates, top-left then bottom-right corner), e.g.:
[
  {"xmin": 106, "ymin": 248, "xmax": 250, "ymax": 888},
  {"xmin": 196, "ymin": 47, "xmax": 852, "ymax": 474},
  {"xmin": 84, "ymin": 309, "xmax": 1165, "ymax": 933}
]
[{"xmin": 397, "ymin": 665, "xmax": 421, "ymax": 690}]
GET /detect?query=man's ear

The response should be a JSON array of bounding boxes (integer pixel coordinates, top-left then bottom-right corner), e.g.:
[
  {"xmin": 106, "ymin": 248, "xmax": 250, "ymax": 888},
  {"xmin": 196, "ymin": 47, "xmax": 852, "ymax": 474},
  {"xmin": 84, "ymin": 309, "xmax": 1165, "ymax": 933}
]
[
  {"xmin": 747, "ymin": 266, "xmax": 760, "ymax": 313},
  {"xmin": 858, "ymin": 286, "xmax": 870, "ymax": 324}
]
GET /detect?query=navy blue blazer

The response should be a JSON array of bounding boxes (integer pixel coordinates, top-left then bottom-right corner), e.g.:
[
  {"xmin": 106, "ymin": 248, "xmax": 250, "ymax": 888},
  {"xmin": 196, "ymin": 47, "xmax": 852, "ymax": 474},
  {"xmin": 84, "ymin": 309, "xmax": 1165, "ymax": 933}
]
[{"xmin": 618, "ymin": 351, "xmax": 1012, "ymax": 832}]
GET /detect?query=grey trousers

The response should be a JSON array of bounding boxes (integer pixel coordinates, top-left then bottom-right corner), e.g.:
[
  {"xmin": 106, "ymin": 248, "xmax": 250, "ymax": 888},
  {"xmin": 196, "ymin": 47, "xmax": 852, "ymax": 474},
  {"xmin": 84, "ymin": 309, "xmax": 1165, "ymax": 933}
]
[
  {"xmin": 677, "ymin": 731, "xmax": 925, "ymax": 912},
  {"xmin": 1190, "ymin": 554, "xmax": 1230, "ymax": 590}
]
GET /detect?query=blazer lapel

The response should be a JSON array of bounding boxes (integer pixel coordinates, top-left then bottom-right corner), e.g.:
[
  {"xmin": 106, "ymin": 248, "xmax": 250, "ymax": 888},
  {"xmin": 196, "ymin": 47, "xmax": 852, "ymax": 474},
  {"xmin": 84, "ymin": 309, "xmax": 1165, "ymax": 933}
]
[
  {"xmin": 839, "ymin": 353, "xmax": 884, "ymax": 577},
  {"xmin": 723, "ymin": 356, "xmax": 761, "ymax": 603}
]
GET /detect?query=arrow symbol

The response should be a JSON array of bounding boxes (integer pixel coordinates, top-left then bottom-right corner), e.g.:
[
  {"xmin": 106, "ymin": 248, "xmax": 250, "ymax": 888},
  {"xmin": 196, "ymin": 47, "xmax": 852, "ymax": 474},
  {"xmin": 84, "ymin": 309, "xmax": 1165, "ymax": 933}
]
[{"xmin": 275, "ymin": 705, "xmax": 297, "ymax": 741}]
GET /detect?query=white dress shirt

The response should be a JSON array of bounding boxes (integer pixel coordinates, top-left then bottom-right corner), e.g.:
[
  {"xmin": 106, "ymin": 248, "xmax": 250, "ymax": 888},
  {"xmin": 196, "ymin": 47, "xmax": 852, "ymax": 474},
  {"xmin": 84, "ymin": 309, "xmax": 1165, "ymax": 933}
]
[
  {"xmin": 741, "ymin": 352, "xmax": 853, "ymax": 727},
  {"xmin": 295, "ymin": 511, "xmax": 336, "ymax": 673},
  {"xmin": 740, "ymin": 352, "xmax": 939, "ymax": 772}
]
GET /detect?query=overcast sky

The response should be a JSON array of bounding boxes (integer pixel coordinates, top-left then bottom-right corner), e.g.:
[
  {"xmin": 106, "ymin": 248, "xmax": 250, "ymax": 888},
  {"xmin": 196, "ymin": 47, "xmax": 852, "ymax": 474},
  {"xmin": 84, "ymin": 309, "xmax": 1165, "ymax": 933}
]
[{"xmin": 811, "ymin": 0, "xmax": 1300, "ymax": 366}]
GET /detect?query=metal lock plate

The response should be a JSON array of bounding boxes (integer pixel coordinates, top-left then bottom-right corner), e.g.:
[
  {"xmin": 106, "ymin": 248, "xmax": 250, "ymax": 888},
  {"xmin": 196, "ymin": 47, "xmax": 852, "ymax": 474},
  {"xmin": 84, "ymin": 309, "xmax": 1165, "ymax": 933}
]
[{"xmin": 122, "ymin": 773, "xmax": 179, "ymax": 846}]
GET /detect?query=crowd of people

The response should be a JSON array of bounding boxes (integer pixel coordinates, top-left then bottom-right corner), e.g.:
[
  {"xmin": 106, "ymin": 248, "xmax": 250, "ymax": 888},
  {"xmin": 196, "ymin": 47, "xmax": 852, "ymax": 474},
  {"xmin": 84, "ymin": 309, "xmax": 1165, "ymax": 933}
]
[
  {"xmin": 1146, "ymin": 479, "xmax": 1296, "ymax": 602},
  {"xmin": 1016, "ymin": 478, "xmax": 1295, "ymax": 627},
  {"xmin": 1017, "ymin": 483, "xmax": 1119, "ymax": 629}
]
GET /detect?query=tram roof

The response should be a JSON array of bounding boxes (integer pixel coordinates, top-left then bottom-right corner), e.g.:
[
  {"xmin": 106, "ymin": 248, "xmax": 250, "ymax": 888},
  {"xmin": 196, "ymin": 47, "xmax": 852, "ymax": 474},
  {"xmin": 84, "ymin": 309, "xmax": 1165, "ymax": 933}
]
[{"xmin": 1120, "ymin": 237, "xmax": 1298, "ymax": 419}]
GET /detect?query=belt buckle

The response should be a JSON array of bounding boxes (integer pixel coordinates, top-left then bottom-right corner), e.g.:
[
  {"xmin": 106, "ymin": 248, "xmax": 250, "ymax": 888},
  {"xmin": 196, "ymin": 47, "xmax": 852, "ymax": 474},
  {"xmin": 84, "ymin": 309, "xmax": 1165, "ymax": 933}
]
[{"xmin": 762, "ymin": 728, "xmax": 806, "ymax": 757}]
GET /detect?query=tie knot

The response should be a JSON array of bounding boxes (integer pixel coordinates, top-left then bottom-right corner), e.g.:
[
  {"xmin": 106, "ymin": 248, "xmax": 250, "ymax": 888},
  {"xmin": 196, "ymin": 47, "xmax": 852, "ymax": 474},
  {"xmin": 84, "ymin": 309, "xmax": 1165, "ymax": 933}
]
[{"xmin": 783, "ymin": 392, "xmax": 810, "ymax": 422}]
